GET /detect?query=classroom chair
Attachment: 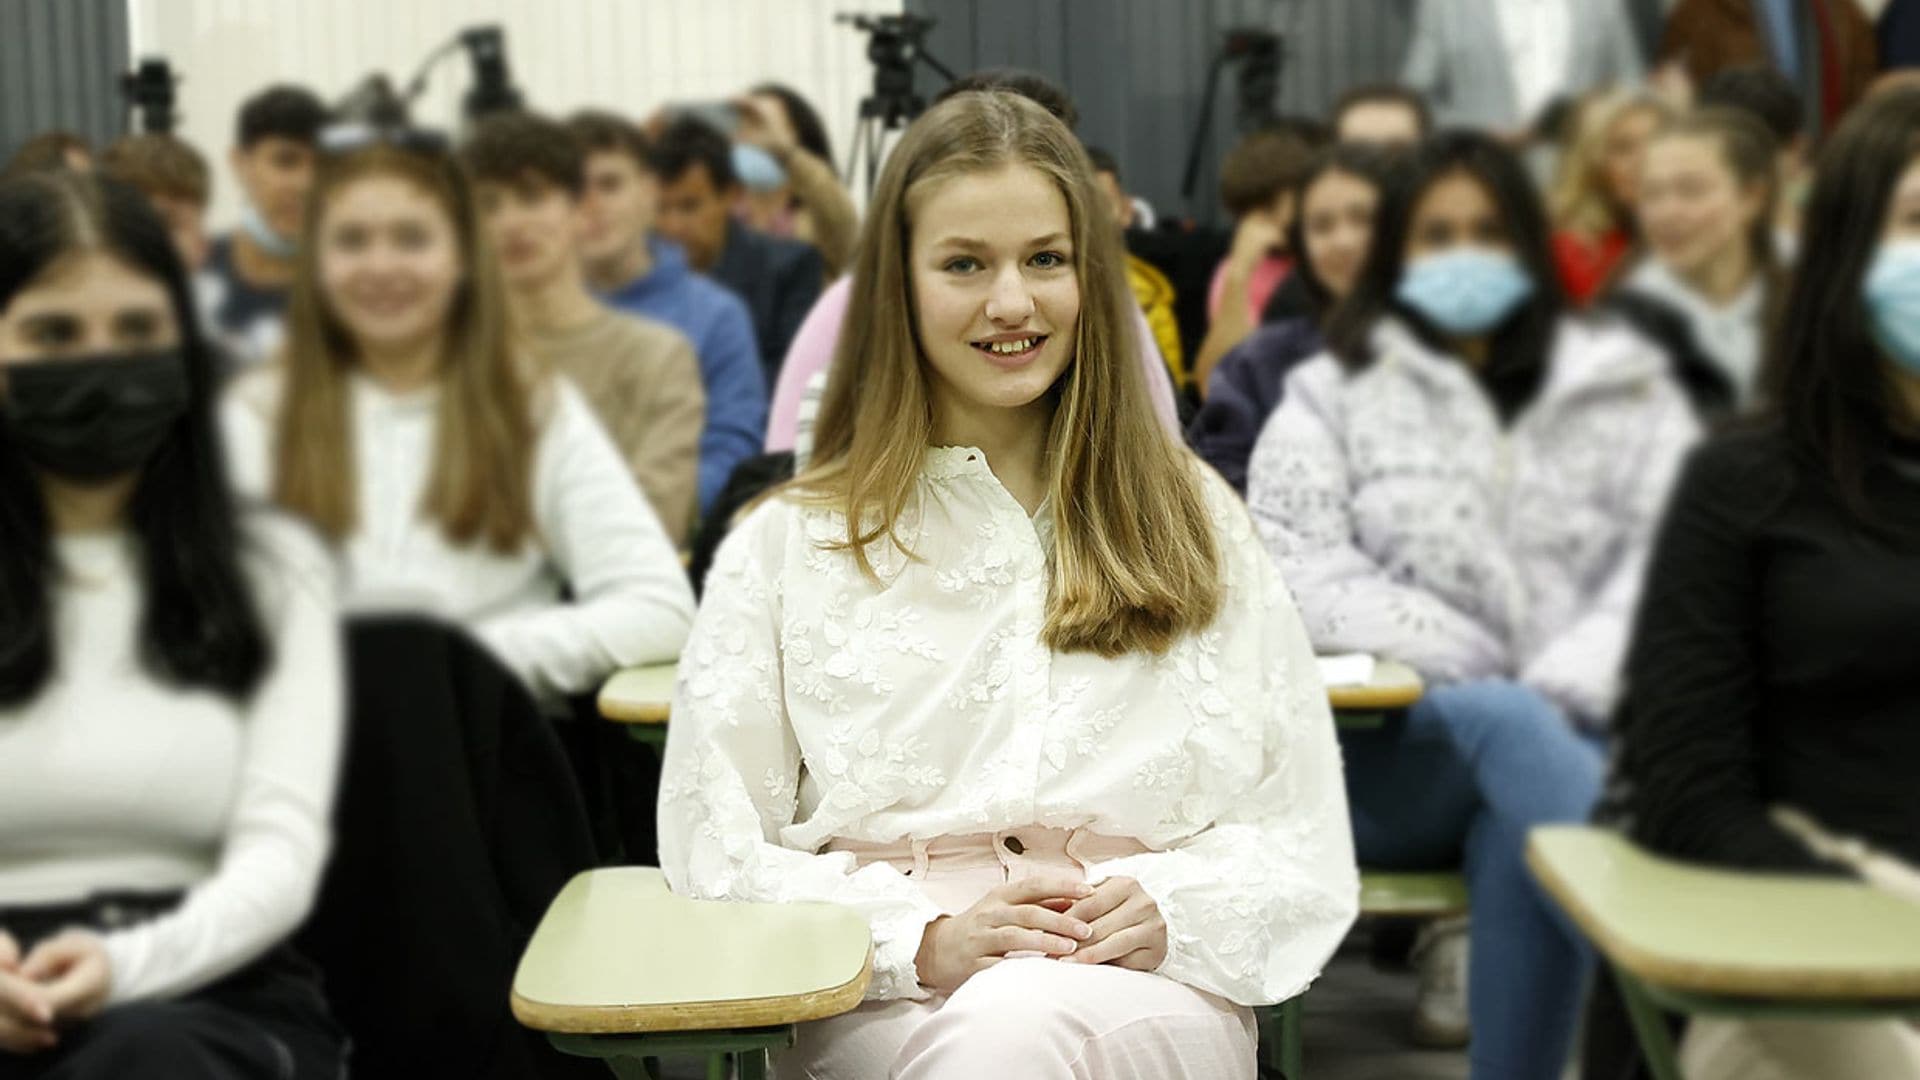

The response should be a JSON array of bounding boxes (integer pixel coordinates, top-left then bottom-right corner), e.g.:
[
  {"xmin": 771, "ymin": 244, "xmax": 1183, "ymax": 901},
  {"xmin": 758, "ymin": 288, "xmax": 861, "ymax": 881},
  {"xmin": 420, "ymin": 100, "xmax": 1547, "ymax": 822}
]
[{"xmin": 1528, "ymin": 824, "xmax": 1920, "ymax": 1080}]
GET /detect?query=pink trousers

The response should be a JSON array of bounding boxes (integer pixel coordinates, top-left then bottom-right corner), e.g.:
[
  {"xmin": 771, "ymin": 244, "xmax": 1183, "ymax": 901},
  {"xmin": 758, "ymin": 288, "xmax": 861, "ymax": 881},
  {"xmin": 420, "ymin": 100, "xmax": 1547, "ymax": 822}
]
[{"xmin": 776, "ymin": 828, "xmax": 1257, "ymax": 1080}]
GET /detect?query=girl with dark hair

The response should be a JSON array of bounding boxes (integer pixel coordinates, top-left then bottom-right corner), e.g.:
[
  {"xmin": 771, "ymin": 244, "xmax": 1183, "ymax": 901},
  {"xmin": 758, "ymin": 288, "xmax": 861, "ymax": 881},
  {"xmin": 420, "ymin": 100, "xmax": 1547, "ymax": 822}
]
[
  {"xmin": 1247, "ymin": 132, "xmax": 1699, "ymax": 1080},
  {"xmin": 0, "ymin": 172, "xmax": 344, "ymax": 1076},
  {"xmin": 747, "ymin": 83, "xmax": 834, "ymax": 167},
  {"xmin": 735, "ymin": 83, "xmax": 860, "ymax": 277},
  {"xmin": 1600, "ymin": 85, "xmax": 1920, "ymax": 1080},
  {"xmin": 1189, "ymin": 143, "xmax": 1393, "ymax": 492}
]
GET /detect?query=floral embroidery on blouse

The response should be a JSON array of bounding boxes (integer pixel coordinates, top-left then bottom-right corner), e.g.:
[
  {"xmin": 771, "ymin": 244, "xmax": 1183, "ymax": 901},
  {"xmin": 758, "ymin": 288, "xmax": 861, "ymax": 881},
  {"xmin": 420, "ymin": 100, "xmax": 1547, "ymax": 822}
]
[{"xmin": 658, "ymin": 447, "xmax": 1359, "ymax": 1005}]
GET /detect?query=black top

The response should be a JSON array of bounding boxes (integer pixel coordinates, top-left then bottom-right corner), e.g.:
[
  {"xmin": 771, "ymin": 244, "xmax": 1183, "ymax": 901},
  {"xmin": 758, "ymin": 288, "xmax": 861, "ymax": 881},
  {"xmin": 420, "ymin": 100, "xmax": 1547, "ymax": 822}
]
[
  {"xmin": 710, "ymin": 221, "xmax": 824, "ymax": 390},
  {"xmin": 202, "ymin": 235, "xmax": 291, "ymax": 342},
  {"xmin": 1611, "ymin": 426, "xmax": 1920, "ymax": 871}
]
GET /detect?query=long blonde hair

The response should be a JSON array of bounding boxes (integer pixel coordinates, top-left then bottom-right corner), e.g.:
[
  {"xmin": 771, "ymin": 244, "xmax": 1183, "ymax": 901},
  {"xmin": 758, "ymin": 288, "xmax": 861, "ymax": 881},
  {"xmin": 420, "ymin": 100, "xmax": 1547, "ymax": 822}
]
[
  {"xmin": 1551, "ymin": 90, "xmax": 1674, "ymax": 238},
  {"xmin": 797, "ymin": 91, "xmax": 1221, "ymax": 657},
  {"xmin": 273, "ymin": 143, "xmax": 539, "ymax": 551}
]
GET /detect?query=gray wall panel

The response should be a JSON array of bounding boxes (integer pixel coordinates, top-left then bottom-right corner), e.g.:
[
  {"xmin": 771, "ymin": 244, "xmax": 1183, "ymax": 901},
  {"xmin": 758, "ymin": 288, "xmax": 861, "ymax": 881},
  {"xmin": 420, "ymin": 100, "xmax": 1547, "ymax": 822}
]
[
  {"xmin": 0, "ymin": 0, "xmax": 130, "ymax": 168},
  {"xmin": 904, "ymin": 0, "xmax": 1412, "ymax": 227}
]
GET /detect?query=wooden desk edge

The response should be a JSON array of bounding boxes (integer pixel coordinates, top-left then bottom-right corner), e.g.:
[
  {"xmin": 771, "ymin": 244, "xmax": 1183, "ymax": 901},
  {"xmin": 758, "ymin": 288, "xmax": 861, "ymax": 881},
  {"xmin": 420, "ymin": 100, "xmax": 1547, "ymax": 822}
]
[
  {"xmin": 1525, "ymin": 838, "xmax": 1920, "ymax": 1001},
  {"xmin": 1326, "ymin": 685, "xmax": 1423, "ymax": 711},
  {"xmin": 511, "ymin": 947, "xmax": 874, "ymax": 1035},
  {"xmin": 597, "ymin": 692, "xmax": 671, "ymax": 725}
]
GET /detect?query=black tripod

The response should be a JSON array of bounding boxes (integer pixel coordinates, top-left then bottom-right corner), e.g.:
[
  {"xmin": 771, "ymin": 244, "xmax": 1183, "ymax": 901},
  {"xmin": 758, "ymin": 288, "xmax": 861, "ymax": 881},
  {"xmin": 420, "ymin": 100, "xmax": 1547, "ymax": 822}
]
[
  {"xmin": 1180, "ymin": 28, "xmax": 1285, "ymax": 207},
  {"xmin": 840, "ymin": 13, "xmax": 957, "ymax": 195}
]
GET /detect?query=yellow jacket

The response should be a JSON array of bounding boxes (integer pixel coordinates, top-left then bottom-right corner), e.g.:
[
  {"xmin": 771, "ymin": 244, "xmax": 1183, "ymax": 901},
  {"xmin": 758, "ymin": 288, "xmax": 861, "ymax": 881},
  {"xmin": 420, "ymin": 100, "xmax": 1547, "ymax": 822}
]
[{"xmin": 1126, "ymin": 254, "xmax": 1185, "ymax": 392}]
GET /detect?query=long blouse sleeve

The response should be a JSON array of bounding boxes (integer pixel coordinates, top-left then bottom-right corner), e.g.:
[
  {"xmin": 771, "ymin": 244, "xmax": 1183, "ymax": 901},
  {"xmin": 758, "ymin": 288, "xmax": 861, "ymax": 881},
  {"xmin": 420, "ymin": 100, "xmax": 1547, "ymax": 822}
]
[
  {"xmin": 1247, "ymin": 366, "xmax": 1510, "ymax": 682},
  {"xmin": 657, "ymin": 500, "xmax": 948, "ymax": 1002},
  {"xmin": 102, "ymin": 518, "xmax": 345, "ymax": 1003},
  {"xmin": 1081, "ymin": 486, "xmax": 1359, "ymax": 1006}
]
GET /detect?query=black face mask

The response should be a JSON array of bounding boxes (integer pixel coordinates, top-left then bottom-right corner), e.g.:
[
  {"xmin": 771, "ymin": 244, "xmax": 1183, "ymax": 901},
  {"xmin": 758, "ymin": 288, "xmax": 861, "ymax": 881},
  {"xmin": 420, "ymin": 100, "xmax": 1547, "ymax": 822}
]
[{"xmin": 1, "ymin": 350, "xmax": 192, "ymax": 485}]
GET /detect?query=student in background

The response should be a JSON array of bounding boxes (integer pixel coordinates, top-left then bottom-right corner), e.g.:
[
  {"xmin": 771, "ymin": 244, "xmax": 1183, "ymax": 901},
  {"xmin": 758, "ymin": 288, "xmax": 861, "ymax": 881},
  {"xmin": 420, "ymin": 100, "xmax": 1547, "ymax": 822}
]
[
  {"xmin": 0, "ymin": 171, "xmax": 344, "ymax": 1078},
  {"xmin": 1550, "ymin": 90, "xmax": 1674, "ymax": 305},
  {"xmin": 1599, "ymin": 86, "xmax": 1920, "ymax": 1080},
  {"xmin": 199, "ymin": 86, "xmax": 328, "ymax": 368},
  {"xmin": 0, "ymin": 132, "xmax": 92, "ymax": 180},
  {"xmin": 1251, "ymin": 95, "xmax": 1421, "ymax": 329},
  {"xmin": 1659, "ymin": 0, "xmax": 1879, "ymax": 138},
  {"xmin": 462, "ymin": 111, "xmax": 705, "ymax": 548},
  {"xmin": 660, "ymin": 90, "xmax": 1356, "ymax": 1080},
  {"xmin": 219, "ymin": 131, "xmax": 694, "ymax": 707},
  {"xmin": 97, "ymin": 134, "xmax": 214, "ymax": 273},
  {"xmin": 1696, "ymin": 66, "xmax": 1811, "ymax": 251},
  {"xmin": 1613, "ymin": 107, "xmax": 1782, "ymax": 409},
  {"xmin": 1247, "ymin": 132, "xmax": 1698, "ymax": 1080},
  {"xmin": 1331, "ymin": 83, "xmax": 1432, "ymax": 148},
  {"xmin": 568, "ymin": 111, "xmax": 765, "ymax": 516},
  {"xmin": 733, "ymin": 84, "xmax": 860, "ymax": 279},
  {"xmin": 1403, "ymin": 0, "xmax": 1645, "ymax": 135},
  {"xmin": 1192, "ymin": 122, "xmax": 1325, "ymax": 395},
  {"xmin": 763, "ymin": 70, "xmax": 1180, "ymax": 455},
  {"xmin": 1190, "ymin": 144, "xmax": 1392, "ymax": 493},
  {"xmin": 651, "ymin": 116, "xmax": 824, "ymax": 389},
  {"xmin": 1086, "ymin": 146, "xmax": 1184, "ymax": 392}
]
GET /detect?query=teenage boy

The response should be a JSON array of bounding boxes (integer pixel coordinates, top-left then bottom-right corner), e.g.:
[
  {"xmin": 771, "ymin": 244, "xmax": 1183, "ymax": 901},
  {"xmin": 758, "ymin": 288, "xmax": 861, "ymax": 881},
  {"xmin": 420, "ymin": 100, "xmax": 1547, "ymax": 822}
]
[
  {"xmin": 463, "ymin": 111, "xmax": 706, "ymax": 546},
  {"xmin": 567, "ymin": 111, "xmax": 766, "ymax": 516},
  {"xmin": 201, "ymin": 84, "xmax": 328, "ymax": 366}
]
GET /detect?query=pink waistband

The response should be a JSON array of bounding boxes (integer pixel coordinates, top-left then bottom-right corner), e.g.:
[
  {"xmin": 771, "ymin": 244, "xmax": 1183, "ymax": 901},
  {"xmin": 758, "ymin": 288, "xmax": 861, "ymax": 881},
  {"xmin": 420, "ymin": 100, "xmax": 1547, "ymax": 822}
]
[{"xmin": 828, "ymin": 827, "xmax": 1149, "ymax": 879}]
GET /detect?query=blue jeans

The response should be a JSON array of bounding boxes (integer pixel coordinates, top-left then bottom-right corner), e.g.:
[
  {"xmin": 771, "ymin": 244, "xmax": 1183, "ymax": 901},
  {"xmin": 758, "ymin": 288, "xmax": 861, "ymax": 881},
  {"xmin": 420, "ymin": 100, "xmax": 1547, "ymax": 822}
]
[{"xmin": 1342, "ymin": 679, "xmax": 1605, "ymax": 1080}]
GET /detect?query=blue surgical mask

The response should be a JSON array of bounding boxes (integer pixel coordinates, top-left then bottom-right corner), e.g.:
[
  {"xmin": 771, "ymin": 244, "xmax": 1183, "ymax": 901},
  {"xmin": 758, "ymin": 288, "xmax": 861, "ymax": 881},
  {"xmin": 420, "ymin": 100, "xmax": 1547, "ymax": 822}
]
[
  {"xmin": 239, "ymin": 201, "xmax": 297, "ymax": 260},
  {"xmin": 1865, "ymin": 241, "xmax": 1920, "ymax": 375},
  {"xmin": 1396, "ymin": 248, "xmax": 1536, "ymax": 337},
  {"xmin": 731, "ymin": 143, "xmax": 788, "ymax": 194}
]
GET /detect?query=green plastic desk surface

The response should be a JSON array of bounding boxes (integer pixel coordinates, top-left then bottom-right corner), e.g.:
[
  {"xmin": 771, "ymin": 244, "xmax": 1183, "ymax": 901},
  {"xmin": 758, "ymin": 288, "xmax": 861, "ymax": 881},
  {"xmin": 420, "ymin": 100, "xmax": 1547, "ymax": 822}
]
[
  {"xmin": 1327, "ymin": 659, "xmax": 1424, "ymax": 712},
  {"xmin": 1360, "ymin": 871, "xmax": 1469, "ymax": 917},
  {"xmin": 598, "ymin": 663, "xmax": 677, "ymax": 725},
  {"xmin": 511, "ymin": 867, "xmax": 873, "ymax": 1034},
  {"xmin": 1528, "ymin": 826, "xmax": 1920, "ymax": 1000}
]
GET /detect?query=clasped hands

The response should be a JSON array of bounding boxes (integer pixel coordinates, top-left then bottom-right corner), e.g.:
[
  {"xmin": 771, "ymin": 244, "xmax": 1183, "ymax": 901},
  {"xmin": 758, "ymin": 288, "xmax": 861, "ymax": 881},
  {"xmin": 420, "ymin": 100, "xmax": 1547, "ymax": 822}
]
[
  {"xmin": 913, "ymin": 875, "xmax": 1167, "ymax": 994},
  {"xmin": 0, "ymin": 930, "xmax": 110, "ymax": 1055}
]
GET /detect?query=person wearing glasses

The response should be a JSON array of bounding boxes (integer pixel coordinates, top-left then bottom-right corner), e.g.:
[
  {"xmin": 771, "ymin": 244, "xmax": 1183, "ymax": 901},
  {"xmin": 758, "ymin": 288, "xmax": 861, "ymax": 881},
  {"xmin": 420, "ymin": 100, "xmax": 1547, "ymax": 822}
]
[
  {"xmin": 219, "ymin": 124, "xmax": 695, "ymax": 707},
  {"xmin": 0, "ymin": 171, "xmax": 346, "ymax": 1077}
]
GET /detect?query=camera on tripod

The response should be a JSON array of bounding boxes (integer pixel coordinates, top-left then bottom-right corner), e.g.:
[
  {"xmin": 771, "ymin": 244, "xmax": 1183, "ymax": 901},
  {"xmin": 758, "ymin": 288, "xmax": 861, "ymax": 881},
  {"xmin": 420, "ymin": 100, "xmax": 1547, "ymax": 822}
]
[
  {"xmin": 837, "ymin": 11, "xmax": 954, "ymax": 192},
  {"xmin": 120, "ymin": 57, "xmax": 180, "ymax": 135}
]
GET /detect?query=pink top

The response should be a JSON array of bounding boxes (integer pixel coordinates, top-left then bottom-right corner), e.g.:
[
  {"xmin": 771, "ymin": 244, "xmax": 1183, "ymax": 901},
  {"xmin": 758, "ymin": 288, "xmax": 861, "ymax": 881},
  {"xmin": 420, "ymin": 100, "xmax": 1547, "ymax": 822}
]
[
  {"xmin": 1206, "ymin": 254, "xmax": 1292, "ymax": 325},
  {"xmin": 765, "ymin": 277, "xmax": 1181, "ymax": 452}
]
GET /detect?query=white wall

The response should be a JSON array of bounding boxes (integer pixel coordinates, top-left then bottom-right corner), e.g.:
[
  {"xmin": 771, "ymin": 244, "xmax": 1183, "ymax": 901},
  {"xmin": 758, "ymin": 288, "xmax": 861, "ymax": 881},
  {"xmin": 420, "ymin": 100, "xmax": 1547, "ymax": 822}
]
[{"xmin": 128, "ymin": 0, "xmax": 902, "ymax": 228}]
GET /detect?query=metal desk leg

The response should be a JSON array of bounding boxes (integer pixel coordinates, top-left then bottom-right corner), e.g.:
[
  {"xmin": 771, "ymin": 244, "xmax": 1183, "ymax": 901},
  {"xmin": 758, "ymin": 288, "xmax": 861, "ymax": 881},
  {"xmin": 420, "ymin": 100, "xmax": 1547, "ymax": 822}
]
[{"xmin": 1613, "ymin": 966, "xmax": 1686, "ymax": 1080}]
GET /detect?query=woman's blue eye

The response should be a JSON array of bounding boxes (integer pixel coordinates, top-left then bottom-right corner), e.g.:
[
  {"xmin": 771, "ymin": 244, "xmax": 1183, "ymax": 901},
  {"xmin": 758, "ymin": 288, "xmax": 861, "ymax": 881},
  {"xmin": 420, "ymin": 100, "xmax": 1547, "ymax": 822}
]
[
  {"xmin": 944, "ymin": 257, "xmax": 980, "ymax": 273},
  {"xmin": 1031, "ymin": 251, "xmax": 1067, "ymax": 269}
]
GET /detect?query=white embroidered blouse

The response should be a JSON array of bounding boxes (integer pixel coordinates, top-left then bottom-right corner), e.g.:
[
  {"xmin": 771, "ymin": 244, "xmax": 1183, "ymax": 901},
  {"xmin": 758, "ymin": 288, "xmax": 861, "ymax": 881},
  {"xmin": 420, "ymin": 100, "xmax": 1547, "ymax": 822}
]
[{"xmin": 657, "ymin": 447, "xmax": 1359, "ymax": 1006}]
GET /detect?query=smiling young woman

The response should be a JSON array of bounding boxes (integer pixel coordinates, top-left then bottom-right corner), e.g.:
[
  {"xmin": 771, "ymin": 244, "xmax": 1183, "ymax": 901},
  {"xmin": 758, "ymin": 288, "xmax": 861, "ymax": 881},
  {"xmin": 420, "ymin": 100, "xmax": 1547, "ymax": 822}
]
[
  {"xmin": 657, "ymin": 91, "xmax": 1358, "ymax": 1080},
  {"xmin": 219, "ymin": 135, "xmax": 694, "ymax": 706}
]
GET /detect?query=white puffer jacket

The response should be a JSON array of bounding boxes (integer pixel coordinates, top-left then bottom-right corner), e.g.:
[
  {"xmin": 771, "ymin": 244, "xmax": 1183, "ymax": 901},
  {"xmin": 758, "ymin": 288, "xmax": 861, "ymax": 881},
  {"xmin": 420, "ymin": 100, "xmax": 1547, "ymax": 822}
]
[{"xmin": 1246, "ymin": 316, "xmax": 1699, "ymax": 726}]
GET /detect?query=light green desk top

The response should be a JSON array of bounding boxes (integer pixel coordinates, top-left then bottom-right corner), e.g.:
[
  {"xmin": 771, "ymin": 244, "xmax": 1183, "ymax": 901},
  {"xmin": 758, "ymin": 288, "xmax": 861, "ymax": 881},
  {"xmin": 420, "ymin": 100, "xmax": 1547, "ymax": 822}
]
[
  {"xmin": 600, "ymin": 657, "xmax": 1426, "ymax": 726},
  {"xmin": 511, "ymin": 867, "xmax": 873, "ymax": 1034},
  {"xmin": 597, "ymin": 663, "xmax": 677, "ymax": 725},
  {"xmin": 1327, "ymin": 659, "xmax": 1424, "ymax": 712},
  {"xmin": 1528, "ymin": 826, "xmax": 1920, "ymax": 1000}
]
